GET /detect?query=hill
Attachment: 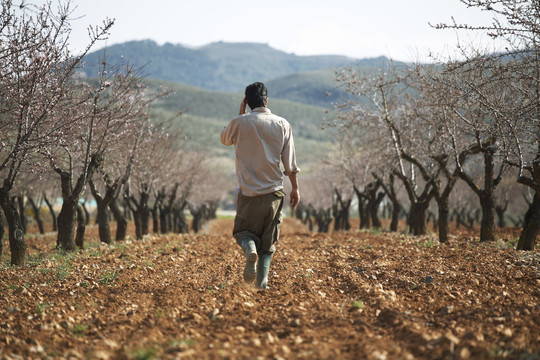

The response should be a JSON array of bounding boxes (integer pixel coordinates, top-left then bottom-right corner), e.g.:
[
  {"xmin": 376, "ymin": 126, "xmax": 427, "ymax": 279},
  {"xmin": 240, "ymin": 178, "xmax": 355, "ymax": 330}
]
[
  {"xmin": 80, "ymin": 40, "xmax": 357, "ymax": 93},
  {"xmin": 266, "ymin": 56, "xmax": 393, "ymax": 108},
  {"xmin": 81, "ymin": 40, "xmax": 405, "ymax": 108}
]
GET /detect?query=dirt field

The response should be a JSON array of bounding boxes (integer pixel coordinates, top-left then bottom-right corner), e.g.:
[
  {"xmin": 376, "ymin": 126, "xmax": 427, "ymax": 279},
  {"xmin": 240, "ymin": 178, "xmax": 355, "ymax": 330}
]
[{"xmin": 1, "ymin": 218, "xmax": 539, "ymax": 359}]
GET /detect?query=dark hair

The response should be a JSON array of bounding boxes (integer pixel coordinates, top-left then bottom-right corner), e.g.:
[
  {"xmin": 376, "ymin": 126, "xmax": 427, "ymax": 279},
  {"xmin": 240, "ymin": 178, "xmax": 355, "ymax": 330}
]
[{"xmin": 245, "ymin": 82, "xmax": 268, "ymax": 110}]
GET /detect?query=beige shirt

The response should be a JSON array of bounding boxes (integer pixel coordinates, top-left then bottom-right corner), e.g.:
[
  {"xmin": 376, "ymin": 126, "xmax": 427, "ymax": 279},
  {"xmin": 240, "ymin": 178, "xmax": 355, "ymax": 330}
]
[{"xmin": 221, "ymin": 107, "xmax": 300, "ymax": 197}]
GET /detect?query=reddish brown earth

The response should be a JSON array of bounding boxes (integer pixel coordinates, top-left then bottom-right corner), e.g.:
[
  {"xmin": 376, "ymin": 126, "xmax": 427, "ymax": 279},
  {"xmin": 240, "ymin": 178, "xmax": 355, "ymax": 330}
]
[{"xmin": 1, "ymin": 219, "xmax": 539, "ymax": 359}]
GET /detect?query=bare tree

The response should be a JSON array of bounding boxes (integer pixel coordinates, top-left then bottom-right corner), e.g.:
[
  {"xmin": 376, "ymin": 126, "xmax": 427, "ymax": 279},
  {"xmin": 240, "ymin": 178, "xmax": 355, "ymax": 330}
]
[
  {"xmin": 189, "ymin": 156, "xmax": 230, "ymax": 233},
  {"xmin": 395, "ymin": 65, "xmax": 476, "ymax": 243},
  {"xmin": 124, "ymin": 125, "xmax": 193, "ymax": 238},
  {"xmin": 494, "ymin": 172, "xmax": 523, "ymax": 228},
  {"xmin": 441, "ymin": 57, "xmax": 509, "ymax": 242},
  {"xmin": 42, "ymin": 175, "xmax": 60, "ymax": 232},
  {"xmin": 373, "ymin": 172, "xmax": 403, "ymax": 232},
  {"xmin": 19, "ymin": 173, "xmax": 49, "ymax": 234},
  {"xmin": 87, "ymin": 64, "xmax": 163, "ymax": 245},
  {"xmin": 448, "ymin": 181, "xmax": 478, "ymax": 229},
  {"xmin": 435, "ymin": 0, "xmax": 540, "ymax": 248},
  {"xmin": 334, "ymin": 130, "xmax": 383, "ymax": 230},
  {"xmin": 335, "ymin": 64, "xmax": 437, "ymax": 236},
  {"xmin": 333, "ymin": 186, "xmax": 353, "ymax": 232},
  {"xmin": 298, "ymin": 167, "xmax": 336, "ymax": 233}
]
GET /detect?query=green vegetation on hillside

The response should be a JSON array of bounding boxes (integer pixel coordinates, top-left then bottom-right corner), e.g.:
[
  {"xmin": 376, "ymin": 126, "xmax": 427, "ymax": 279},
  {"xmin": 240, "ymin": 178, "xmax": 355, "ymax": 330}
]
[
  {"xmin": 266, "ymin": 58, "xmax": 396, "ymax": 108},
  {"xmin": 148, "ymin": 79, "xmax": 336, "ymax": 165}
]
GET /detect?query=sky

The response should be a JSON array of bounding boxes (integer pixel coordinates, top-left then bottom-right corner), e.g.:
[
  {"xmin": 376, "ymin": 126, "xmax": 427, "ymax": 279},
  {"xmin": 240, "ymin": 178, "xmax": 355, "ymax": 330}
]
[{"xmin": 57, "ymin": 0, "xmax": 498, "ymax": 62}]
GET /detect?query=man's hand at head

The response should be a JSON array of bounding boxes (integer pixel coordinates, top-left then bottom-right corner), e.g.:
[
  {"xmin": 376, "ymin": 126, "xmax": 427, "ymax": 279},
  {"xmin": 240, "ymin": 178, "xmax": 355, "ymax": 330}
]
[{"xmin": 239, "ymin": 97, "xmax": 247, "ymax": 115}]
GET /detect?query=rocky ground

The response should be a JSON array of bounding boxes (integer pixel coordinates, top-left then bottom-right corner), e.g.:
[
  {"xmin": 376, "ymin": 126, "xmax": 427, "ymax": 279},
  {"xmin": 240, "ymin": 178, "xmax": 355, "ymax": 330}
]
[{"xmin": 0, "ymin": 219, "xmax": 539, "ymax": 359}]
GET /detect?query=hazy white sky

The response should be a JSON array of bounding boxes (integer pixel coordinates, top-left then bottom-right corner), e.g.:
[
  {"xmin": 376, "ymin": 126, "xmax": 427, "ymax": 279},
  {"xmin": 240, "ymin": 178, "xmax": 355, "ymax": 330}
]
[{"xmin": 60, "ymin": 0, "xmax": 497, "ymax": 62}]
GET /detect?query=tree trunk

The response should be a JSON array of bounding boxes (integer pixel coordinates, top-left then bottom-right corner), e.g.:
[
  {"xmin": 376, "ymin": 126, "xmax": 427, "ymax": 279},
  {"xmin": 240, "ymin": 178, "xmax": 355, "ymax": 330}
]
[
  {"xmin": 43, "ymin": 194, "xmax": 58, "ymax": 232},
  {"xmin": 495, "ymin": 203, "xmax": 507, "ymax": 228},
  {"xmin": 191, "ymin": 209, "xmax": 202, "ymax": 233},
  {"xmin": 159, "ymin": 206, "xmax": 169, "ymax": 233},
  {"xmin": 507, "ymin": 214, "xmax": 523, "ymax": 227},
  {"xmin": 359, "ymin": 199, "xmax": 370, "ymax": 229},
  {"xmin": 96, "ymin": 201, "xmax": 111, "ymax": 244},
  {"xmin": 408, "ymin": 201, "xmax": 429, "ymax": 236},
  {"xmin": 171, "ymin": 210, "xmax": 177, "ymax": 233},
  {"xmin": 333, "ymin": 189, "xmax": 351, "ymax": 232},
  {"xmin": 141, "ymin": 207, "xmax": 149, "ymax": 236},
  {"xmin": 394, "ymin": 171, "xmax": 433, "ymax": 237},
  {"xmin": 15, "ymin": 195, "xmax": 27, "ymax": 235},
  {"xmin": 125, "ymin": 185, "xmax": 150, "ymax": 240},
  {"xmin": 174, "ymin": 208, "xmax": 189, "ymax": 233},
  {"xmin": 28, "ymin": 196, "xmax": 45, "ymax": 234},
  {"xmin": 390, "ymin": 203, "xmax": 400, "ymax": 232},
  {"xmin": 366, "ymin": 182, "xmax": 384, "ymax": 229},
  {"xmin": 373, "ymin": 174, "xmax": 402, "ymax": 232},
  {"xmin": 109, "ymin": 199, "xmax": 127, "ymax": 241},
  {"xmin": 173, "ymin": 201, "xmax": 189, "ymax": 234},
  {"xmin": 123, "ymin": 200, "xmax": 131, "ymax": 221},
  {"xmin": 457, "ymin": 148, "xmax": 499, "ymax": 241},
  {"xmin": 0, "ymin": 188, "xmax": 26, "ymax": 265},
  {"xmin": 341, "ymin": 201, "xmax": 351, "ymax": 231},
  {"xmin": 368, "ymin": 194, "xmax": 384, "ymax": 229},
  {"xmin": 437, "ymin": 197, "xmax": 450, "ymax": 244},
  {"xmin": 455, "ymin": 208, "xmax": 471, "ymax": 229},
  {"xmin": 56, "ymin": 153, "xmax": 102, "ymax": 251},
  {"xmin": 81, "ymin": 201, "xmax": 91, "ymax": 225},
  {"xmin": 517, "ymin": 193, "xmax": 540, "ymax": 250},
  {"xmin": 190, "ymin": 203, "xmax": 214, "ymax": 234},
  {"xmin": 150, "ymin": 207, "xmax": 159, "ymax": 234},
  {"xmin": 132, "ymin": 209, "xmax": 143, "ymax": 240},
  {"xmin": 353, "ymin": 186, "xmax": 370, "ymax": 229},
  {"xmin": 369, "ymin": 204, "xmax": 382, "ymax": 228},
  {"xmin": 75, "ymin": 204, "xmax": 86, "ymax": 249},
  {"xmin": 90, "ymin": 185, "xmax": 110, "ymax": 244},
  {"xmin": 57, "ymin": 198, "xmax": 77, "ymax": 251},
  {"xmin": 479, "ymin": 192, "xmax": 496, "ymax": 242},
  {"xmin": 312, "ymin": 207, "xmax": 332, "ymax": 233}
]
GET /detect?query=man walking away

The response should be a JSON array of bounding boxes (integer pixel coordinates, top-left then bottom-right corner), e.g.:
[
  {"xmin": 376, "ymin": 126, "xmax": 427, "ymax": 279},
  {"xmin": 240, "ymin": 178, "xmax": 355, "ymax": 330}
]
[{"xmin": 221, "ymin": 82, "xmax": 300, "ymax": 289}]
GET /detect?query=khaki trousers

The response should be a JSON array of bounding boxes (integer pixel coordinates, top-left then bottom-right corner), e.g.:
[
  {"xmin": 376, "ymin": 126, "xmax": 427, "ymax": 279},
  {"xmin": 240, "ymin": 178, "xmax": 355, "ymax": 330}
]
[{"xmin": 233, "ymin": 190, "xmax": 285, "ymax": 254}]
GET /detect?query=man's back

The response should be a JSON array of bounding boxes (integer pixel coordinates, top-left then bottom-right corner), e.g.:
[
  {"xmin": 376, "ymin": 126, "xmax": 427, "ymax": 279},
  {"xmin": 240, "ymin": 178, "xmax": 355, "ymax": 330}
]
[{"xmin": 221, "ymin": 106, "xmax": 297, "ymax": 197}]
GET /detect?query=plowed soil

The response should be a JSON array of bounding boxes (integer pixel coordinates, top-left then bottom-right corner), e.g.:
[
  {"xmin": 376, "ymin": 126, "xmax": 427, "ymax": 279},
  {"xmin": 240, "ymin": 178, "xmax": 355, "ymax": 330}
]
[{"xmin": 1, "ymin": 219, "xmax": 539, "ymax": 359}]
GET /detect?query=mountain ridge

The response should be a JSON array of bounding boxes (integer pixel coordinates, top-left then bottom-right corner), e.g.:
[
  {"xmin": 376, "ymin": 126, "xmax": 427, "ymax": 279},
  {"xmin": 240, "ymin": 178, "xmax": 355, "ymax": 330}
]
[{"xmin": 80, "ymin": 39, "xmax": 395, "ymax": 103}]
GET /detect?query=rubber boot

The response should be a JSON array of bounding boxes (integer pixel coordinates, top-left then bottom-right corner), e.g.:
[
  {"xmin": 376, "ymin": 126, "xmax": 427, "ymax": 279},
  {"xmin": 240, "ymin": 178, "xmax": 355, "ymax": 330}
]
[
  {"xmin": 241, "ymin": 238, "xmax": 257, "ymax": 283},
  {"xmin": 256, "ymin": 253, "xmax": 273, "ymax": 289}
]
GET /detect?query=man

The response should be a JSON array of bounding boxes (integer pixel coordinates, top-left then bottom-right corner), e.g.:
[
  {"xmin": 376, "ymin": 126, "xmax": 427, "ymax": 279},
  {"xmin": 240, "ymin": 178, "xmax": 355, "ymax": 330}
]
[{"xmin": 221, "ymin": 82, "xmax": 300, "ymax": 289}]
